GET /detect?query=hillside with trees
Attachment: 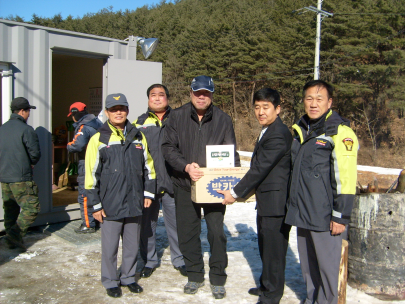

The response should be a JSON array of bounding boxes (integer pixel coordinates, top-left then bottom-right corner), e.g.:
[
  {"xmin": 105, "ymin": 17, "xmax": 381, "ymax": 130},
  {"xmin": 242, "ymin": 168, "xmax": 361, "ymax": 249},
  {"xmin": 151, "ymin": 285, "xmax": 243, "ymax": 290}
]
[{"xmin": 4, "ymin": 0, "xmax": 405, "ymax": 167}]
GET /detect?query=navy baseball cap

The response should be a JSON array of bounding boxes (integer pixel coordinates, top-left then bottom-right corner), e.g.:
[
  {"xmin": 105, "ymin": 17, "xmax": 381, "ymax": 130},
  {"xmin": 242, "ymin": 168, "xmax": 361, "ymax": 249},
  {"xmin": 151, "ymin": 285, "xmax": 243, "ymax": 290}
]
[
  {"xmin": 105, "ymin": 93, "xmax": 129, "ymax": 109},
  {"xmin": 190, "ymin": 75, "xmax": 215, "ymax": 92}
]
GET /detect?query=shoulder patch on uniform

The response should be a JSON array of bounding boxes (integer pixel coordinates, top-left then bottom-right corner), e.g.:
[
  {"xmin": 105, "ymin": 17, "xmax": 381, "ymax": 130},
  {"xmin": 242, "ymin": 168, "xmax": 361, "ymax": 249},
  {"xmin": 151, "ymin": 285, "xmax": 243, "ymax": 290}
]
[
  {"xmin": 342, "ymin": 138, "xmax": 354, "ymax": 151},
  {"xmin": 315, "ymin": 139, "xmax": 327, "ymax": 146}
]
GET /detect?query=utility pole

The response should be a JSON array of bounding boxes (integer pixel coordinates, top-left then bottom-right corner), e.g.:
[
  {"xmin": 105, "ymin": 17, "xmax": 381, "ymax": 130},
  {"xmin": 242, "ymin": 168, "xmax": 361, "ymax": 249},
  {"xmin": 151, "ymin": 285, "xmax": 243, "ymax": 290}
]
[
  {"xmin": 296, "ymin": 0, "xmax": 333, "ymax": 80},
  {"xmin": 314, "ymin": 0, "xmax": 323, "ymax": 80}
]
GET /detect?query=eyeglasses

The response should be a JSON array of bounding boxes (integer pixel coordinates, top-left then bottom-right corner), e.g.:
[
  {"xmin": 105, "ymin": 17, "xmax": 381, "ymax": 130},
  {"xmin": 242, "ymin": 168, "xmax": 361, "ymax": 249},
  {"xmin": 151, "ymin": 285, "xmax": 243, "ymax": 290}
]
[{"xmin": 107, "ymin": 106, "xmax": 128, "ymax": 113}]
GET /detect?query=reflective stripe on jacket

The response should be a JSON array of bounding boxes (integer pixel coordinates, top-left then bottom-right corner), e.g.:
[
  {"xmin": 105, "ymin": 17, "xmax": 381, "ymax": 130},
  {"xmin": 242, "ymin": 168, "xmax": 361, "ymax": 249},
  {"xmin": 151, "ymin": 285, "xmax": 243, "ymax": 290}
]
[
  {"xmin": 85, "ymin": 120, "xmax": 155, "ymax": 220},
  {"xmin": 285, "ymin": 110, "xmax": 358, "ymax": 231},
  {"xmin": 67, "ymin": 114, "xmax": 102, "ymax": 160}
]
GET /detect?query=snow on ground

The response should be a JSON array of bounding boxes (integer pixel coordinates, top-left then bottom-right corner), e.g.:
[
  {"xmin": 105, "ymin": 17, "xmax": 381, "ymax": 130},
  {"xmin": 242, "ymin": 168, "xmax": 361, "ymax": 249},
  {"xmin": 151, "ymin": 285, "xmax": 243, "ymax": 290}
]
[
  {"xmin": 1, "ymin": 201, "xmax": 404, "ymax": 304},
  {"xmin": 0, "ymin": 151, "xmax": 402, "ymax": 303},
  {"xmin": 356, "ymin": 165, "xmax": 403, "ymax": 175}
]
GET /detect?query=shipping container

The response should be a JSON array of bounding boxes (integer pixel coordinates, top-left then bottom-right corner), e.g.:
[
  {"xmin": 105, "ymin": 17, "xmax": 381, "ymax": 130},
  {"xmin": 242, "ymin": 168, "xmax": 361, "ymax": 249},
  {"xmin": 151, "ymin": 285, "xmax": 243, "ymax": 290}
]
[{"xmin": 0, "ymin": 19, "xmax": 162, "ymax": 229}]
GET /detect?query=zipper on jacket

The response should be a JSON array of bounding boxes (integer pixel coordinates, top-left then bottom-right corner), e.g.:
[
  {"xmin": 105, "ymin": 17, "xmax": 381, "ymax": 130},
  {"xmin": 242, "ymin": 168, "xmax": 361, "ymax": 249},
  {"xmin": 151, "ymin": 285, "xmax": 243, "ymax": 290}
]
[{"xmin": 196, "ymin": 120, "xmax": 203, "ymax": 164}]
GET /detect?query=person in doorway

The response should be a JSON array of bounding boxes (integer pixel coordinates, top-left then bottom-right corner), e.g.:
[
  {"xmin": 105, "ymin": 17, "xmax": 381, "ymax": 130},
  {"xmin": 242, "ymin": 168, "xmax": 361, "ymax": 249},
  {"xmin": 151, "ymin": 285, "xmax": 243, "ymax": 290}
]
[
  {"xmin": 285, "ymin": 80, "xmax": 358, "ymax": 304},
  {"xmin": 0, "ymin": 97, "xmax": 41, "ymax": 251},
  {"xmin": 133, "ymin": 84, "xmax": 186, "ymax": 278},
  {"xmin": 85, "ymin": 93, "xmax": 155, "ymax": 298},
  {"xmin": 161, "ymin": 76, "xmax": 240, "ymax": 299},
  {"xmin": 67, "ymin": 102, "xmax": 102, "ymax": 233},
  {"xmin": 218, "ymin": 88, "xmax": 292, "ymax": 304}
]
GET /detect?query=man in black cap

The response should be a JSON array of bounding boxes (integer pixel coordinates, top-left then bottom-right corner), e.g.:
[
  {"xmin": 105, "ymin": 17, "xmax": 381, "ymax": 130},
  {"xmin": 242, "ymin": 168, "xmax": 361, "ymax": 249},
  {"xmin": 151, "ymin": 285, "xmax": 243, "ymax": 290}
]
[
  {"xmin": 85, "ymin": 93, "xmax": 155, "ymax": 298},
  {"xmin": 0, "ymin": 97, "xmax": 41, "ymax": 251},
  {"xmin": 67, "ymin": 101, "xmax": 102, "ymax": 233},
  {"xmin": 162, "ymin": 76, "xmax": 240, "ymax": 299}
]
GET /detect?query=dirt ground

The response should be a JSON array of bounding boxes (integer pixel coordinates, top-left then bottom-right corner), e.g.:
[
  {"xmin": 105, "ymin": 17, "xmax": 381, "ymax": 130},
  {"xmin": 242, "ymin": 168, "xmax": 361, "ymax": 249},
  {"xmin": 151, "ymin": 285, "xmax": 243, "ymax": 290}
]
[
  {"xmin": 356, "ymin": 116, "xmax": 405, "ymax": 170},
  {"xmin": 357, "ymin": 171, "xmax": 399, "ymax": 192},
  {"xmin": 1, "ymin": 202, "xmax": 404, "ymax": 304}
]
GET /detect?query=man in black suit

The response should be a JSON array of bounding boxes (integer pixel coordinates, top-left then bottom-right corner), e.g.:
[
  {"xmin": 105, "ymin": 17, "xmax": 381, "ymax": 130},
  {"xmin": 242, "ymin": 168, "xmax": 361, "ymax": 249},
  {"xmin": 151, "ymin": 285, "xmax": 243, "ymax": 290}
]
[{"xmin": 218, "ymin": 88, "xmax": 292, "ymax": 304}]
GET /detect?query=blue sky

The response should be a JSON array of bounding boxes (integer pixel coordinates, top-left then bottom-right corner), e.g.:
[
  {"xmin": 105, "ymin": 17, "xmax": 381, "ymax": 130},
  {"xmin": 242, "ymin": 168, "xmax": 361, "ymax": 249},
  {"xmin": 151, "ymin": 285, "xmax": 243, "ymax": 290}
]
[{"xmin": 0, "ymin": 0, "xmax": 161, "ymax": 21}]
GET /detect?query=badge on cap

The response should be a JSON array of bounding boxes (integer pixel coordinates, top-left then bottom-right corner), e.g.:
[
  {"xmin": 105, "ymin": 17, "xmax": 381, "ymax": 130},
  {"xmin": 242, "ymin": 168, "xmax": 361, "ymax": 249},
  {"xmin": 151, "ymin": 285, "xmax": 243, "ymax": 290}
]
[
  {"xmin": 113, "ymin": 96, "xmax": 121, "ymax": 100},
  {"xmin": 342, "ymin": 138, "xmax": 354, "ymax": 151}
]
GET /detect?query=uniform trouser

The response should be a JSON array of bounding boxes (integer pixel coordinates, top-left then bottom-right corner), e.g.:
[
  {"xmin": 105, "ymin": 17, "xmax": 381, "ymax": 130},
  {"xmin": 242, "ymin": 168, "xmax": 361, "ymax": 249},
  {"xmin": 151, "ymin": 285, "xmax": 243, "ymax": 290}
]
[
  {"xmin": 257, "ymin": 215, "xmax": 291, "ymax": 304},
  {"xmin": 140, "ymin": 192, "xmax": 184, "ymax": 268},
  {"xmin": 1, "ymin": 181, "xmax": 40, "ymax": 240},
  {"xmin": 174, "ymin": 184, "xmax": 227, "ymax": 286},
  {"xmin": 297, "ymin": 228, "xmax": 343, "ymax": 304},
  {"xmin": 77, "ymin": 161, "xmax": 95, "ymax": 228},
  {"xmin": 101, "ymin": 217, "xmax": 141, "ymax": 289}
]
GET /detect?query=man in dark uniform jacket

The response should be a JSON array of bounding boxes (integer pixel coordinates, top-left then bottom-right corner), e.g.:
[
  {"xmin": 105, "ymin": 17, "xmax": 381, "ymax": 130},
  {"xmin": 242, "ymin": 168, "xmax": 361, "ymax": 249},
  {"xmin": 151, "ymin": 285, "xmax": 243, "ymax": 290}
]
[
  {"xmin": 134, "ymin": 84, "xmax": 186, "ymax": 278},
  {"xmin": 285, "ymin": 80, "xmax": 358, "ymax": 304},
  {"xmin": 85, "ymin": 93, "xmax": 155, "ymax": 298},
  {"xmin": 67, "ymin": 102, "xmax": 102, "ymax": 233},
  {"xmin": 219, "ymin": 88, "xmax": 292, "ymax": 304}
]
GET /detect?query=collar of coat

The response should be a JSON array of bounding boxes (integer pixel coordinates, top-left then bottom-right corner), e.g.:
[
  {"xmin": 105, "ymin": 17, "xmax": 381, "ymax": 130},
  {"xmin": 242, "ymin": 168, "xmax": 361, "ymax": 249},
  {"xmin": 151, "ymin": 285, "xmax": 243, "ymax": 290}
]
[
  {"xmin": 98, "ymin": 119, "xmax": 142, "ymax": 145},
  {"xmin": 190, "ymin": 102, "xmax": 213, "ymax": 123},
  {"xmin": 259, "ymin": 116, "xmax": 282, "ymax": 138},
  {"xmin": 149, "ymin": 106, "xmax": 171, "ymax": 120},
  {"xmin": 10, "ymin": 113, "xmax": 27, "ymax": 124},
  {"xmin": 72, "ymin": 113, "xmax": 96, "ymax": 129},
  {"xmin": 295, "ymin": 109, "xmax": 351, "ymax": 138},
  {"xmin": 136, "ymin": 106, "xmax": 172, "ymax": 126}
]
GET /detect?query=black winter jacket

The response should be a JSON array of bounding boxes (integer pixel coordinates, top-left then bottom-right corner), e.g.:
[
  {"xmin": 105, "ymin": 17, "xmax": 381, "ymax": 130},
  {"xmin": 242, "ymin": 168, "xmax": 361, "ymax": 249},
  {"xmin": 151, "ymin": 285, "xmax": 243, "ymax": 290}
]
[
  {"xmin": 85, "ymin": 120, "xmax": 155, "ymax": 220},
  {"xmin": 0, "ymin": 114, "xmax": 41, "ymax": 183},
  {"xmin": 67, "ymin": 114, "xmax": 102, "ymax": 160},
  {"xmin": 162, "ymin": 102, "xmax": 240, "ymax": 191},
  {"xmin": 134, "ymin": 107, "xmax": 173, "ymax": 194},
  {"xmin": 285, "ymin": 110, "xmax": 358, "ymax": 231},
  {"xmin": 233, "ymin": 117, "xmax": 292, "ymax": 217}
]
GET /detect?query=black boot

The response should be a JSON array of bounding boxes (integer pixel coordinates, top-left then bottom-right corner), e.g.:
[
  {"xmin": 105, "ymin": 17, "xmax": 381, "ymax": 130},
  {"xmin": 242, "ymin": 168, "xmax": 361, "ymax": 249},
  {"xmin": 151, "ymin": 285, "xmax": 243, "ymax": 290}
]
[
  {"xmin": 5, "ymin": 234, "xmax": 26, "ymax": 252},
  {"xmin": 74, "ymin": 224, "xmax": 95, "ymax": 234}
]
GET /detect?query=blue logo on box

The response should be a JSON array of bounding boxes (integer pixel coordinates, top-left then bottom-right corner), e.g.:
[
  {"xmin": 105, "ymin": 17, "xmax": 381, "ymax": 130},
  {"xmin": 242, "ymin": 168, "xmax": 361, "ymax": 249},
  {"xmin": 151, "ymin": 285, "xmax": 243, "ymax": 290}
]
[{"xmin": 206, "ymin": 176, "xmax": 241, "ymax": 198}]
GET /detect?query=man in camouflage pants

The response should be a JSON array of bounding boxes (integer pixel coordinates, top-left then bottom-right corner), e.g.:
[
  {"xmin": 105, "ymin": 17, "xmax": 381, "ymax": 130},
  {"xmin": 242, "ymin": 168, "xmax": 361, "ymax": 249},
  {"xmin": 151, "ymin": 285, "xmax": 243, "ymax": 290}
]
[{"xmin": 0, "ymin": 97, "xmax": 41, "ymax": 251}]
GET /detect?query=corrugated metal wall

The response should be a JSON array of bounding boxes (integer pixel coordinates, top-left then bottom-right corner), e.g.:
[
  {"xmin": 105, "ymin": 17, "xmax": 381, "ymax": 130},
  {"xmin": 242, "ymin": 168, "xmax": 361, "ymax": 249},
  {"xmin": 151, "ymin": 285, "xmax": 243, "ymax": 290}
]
[
  {"xmin": 1, "ymin": 23, "xmax": 51, "ymax": 129},
  {"xmin": 0, "ymin": 21, "xmax": 130, "ymax": 131}
]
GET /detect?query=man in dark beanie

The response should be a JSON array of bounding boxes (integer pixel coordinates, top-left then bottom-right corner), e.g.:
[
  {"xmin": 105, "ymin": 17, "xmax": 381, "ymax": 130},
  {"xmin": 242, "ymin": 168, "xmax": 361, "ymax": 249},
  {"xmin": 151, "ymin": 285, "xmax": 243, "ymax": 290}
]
[
  {"xmin": 0, "ymin": 97, "xmax": 41, "ymax": 251},
  {"xmin": 67, "ymin": 102, "xmax": 102, "ymax": 233}
]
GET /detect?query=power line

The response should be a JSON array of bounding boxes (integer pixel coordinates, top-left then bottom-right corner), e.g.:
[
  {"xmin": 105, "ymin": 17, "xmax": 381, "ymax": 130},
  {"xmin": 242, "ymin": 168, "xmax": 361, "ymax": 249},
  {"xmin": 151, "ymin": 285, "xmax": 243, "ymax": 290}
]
[{"xmin": 334, "ymin": 13, "xmax": 405, "ymax": 15}]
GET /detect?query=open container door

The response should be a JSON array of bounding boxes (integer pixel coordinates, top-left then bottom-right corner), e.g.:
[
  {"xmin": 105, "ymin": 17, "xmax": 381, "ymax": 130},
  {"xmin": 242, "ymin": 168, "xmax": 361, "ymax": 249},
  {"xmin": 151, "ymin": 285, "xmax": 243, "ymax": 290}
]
[{"xmin": 104, "ymin": 59, "xmax": 162, "ymax": 122}]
